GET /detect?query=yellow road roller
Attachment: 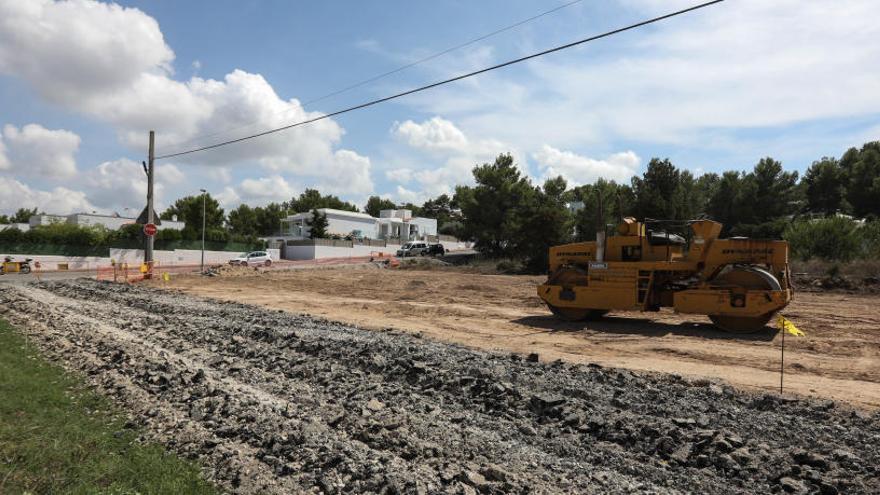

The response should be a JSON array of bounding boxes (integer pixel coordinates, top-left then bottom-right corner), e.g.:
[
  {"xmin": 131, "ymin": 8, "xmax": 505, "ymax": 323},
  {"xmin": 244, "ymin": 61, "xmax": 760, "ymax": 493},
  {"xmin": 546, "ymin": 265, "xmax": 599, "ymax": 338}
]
[{"xmin": 537, "ymin": 218, "xmax": 792, "ymax": 332}]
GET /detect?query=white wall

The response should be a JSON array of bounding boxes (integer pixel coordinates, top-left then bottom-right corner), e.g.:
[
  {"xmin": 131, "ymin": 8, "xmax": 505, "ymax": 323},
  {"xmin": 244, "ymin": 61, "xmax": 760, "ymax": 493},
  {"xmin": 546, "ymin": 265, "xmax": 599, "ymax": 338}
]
[
  {"xmin": 0, "ymin": 253, "xmax": 109, "ymax": 271},
  {"xmin": 0, "ymin": 248, "xmax": 281, "ymax": 271},
  {"xmin": 110, "ymin": 248, "xmax": 280, "ymax": 265},
  {"xmin": 284, "ymin": 243, "xmax": 399, "ymax": 260}
]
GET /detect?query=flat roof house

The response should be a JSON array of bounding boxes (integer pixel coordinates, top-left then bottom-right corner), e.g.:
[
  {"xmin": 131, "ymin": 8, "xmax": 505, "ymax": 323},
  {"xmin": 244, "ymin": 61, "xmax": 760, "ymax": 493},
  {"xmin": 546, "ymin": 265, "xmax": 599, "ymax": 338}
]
[
  {"xmin": 279, "ymin": 208, "xmax": 437, "ymax": 243},
  {"xmin": 281, "ymin": 208, "xmax": 379, "ymax": 239}
]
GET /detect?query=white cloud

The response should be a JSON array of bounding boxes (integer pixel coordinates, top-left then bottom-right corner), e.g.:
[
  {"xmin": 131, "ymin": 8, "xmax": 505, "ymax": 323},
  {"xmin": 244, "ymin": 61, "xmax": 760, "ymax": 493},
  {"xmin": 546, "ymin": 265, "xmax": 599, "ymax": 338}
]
[
  {"xmin": 239, "ymin": 175, "xmax": 296, "ymax": 204},
  {"xmin": 157, "ymin": 163, "xmax": 185, "ymax": 184},
  {"xmin": 0, "ymin": 0, "xmax": 174, "ymax": 105},
  {"xmin": 399, "ymin": 0, "xmax": 880, "ymax": 151},
  {"xmin": 214, "ymin": 186, "xmax": 240, "ymax": 209},
  {"xmin": 75, "ymin": 158, "xmax": 185, "ymax": 213},
  {"xmin": 0, "ymin": 176, "xmax": 96, "ymax": 215},
  {"xmin": 532, "ymin": 146, "xmax": 640, "ymax": 185},
  {"xmin": 0, "ymin": 0, "xmax": 374, "ymax": 198},
  {"xmin": 393, "ymin": 117, "xmax": 468, "ymax": 152},
  {"xmin": 385, "ymin": 168, "xmax": 413, "ymax": 183},
  {"xmin": 1, "ymin": 123, "xmax": 80, "ymax": 178},
  {"xmin": 390, "ymin": 117, "xmax": 523, "ymax": 198},
  {"xmin": 0, "ymin": 136, "xmax": 9, "ymax": 171},
  {"xmin": 395, "ymin": 185, "xmax": 422, "ymax": 204},
  {"xmin": 324, "ymin": 150, "xmax": 373, "ymax": 195}
]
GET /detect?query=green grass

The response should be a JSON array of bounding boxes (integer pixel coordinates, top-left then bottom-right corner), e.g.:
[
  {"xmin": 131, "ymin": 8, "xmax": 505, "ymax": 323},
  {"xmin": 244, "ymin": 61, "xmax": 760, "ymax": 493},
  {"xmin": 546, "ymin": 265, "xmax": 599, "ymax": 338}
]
[{"xmin": 0, "ymin": 319, "xmax": 218, "ymax": 494}]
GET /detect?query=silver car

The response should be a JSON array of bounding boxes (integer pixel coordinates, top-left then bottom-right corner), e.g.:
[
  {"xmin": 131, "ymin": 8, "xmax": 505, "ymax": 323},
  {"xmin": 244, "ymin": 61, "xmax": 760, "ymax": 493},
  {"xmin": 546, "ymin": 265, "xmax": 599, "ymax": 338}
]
[
  {"xmin": 229, "ymin": 251, "xmax": 273, "ymax": 266},
  {"xmin": 396, "ymin": 241, "xmax": 429, "ymax": 257}
]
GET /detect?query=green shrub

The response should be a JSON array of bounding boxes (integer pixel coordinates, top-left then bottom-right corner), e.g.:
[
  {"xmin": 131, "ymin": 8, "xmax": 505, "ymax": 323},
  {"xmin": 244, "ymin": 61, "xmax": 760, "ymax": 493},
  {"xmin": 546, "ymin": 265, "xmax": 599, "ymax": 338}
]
[
  {"xmin": 860, "ymin": 219, "xmax": 880, "ymax": 258},
  {"xmin": 783, "ymin": 217, "xmax": 862, "ymax": 261}
]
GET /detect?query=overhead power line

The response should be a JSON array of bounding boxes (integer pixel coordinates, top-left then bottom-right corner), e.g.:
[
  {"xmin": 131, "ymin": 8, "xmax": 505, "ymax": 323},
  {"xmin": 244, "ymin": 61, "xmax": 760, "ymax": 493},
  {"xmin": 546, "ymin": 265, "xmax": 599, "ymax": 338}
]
[
  {"xmin": 160, "ymin": 0, "xmax": 586, "ymax": 154},
  {"xmin": 156, "ymin": 0, "xmax": 723, "ymax": 160},
  {"xmin": 302, "ymin": 0, "xmax": 587, "ymax": 107}
]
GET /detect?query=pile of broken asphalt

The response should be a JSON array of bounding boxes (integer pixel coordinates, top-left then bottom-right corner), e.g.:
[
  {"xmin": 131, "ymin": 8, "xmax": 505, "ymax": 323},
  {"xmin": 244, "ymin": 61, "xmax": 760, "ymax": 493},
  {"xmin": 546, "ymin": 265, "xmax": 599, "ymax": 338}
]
[{"xmin": 1, "ymin": 279, "xmax": 877, "ymax": 494}]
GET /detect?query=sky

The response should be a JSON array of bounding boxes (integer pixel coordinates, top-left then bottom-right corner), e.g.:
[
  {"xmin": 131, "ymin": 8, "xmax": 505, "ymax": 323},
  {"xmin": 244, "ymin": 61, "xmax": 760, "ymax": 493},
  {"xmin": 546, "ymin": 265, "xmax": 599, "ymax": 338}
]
[{"xmin": 0, "ymin": 0, "xmax": 878, "ymax": 216}]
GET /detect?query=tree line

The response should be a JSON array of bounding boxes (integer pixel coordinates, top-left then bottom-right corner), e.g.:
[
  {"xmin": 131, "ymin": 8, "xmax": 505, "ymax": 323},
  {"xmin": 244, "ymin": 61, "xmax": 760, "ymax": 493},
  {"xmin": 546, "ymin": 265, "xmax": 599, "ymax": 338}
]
[
  {"xmin": 2, "ymin": 141, "xmax": 877, "ymax": 265},
  {"xmin": 452, "ymin": 141, "xmax": 880, "ymax": 270}
]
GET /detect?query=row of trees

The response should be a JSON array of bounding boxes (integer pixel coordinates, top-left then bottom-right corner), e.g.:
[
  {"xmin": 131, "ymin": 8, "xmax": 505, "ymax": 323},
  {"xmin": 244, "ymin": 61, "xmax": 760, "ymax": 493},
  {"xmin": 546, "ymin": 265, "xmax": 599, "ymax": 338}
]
[
  {"xmin": 0, "ymin": 207, "xmax": 38, "ymax": 225},
  {"xmin": 453, "ymin": 141, "xmax": 880, "ymax": 269},
  {"xmin": 161, "ymin": 188, "xmax": 465, "ymax": 240},
  {"xmin": 3, "ymin": 141, "xmax": 876, "ymax": 266}
]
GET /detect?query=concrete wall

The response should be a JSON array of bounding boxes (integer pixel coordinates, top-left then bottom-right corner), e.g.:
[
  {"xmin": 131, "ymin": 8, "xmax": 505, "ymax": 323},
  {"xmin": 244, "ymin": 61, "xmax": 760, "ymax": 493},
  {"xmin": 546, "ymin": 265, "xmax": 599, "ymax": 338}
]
[
  {"xmin": 0, "ymin": 248, "xmax": 280, "ymax": 271},
  {"xmin": 0, "ymin": 254, "xmax": 109, "ymax": 271},
  {"xmin": 281, "ymin": 238, "xmax": 472, "ymax": 261},
  {"xmin": 110, "ymin": 248, "xmax": 280, "ymax": 265},
  {"xmin": 284, "ymin": 243, "xmax": 399, "ymax": 261}
]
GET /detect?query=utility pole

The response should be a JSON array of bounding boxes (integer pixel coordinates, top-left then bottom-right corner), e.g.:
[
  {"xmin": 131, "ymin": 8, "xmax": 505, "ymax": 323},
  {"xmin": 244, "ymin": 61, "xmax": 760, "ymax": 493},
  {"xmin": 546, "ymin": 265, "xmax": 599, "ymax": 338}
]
[
  {"xmin": 200, "ymin": 189, "xmax": 207, "ymax": 274},
  {"xmin": 595, "ymin": 190, "xmax": 605, "ymax": 262},
  {"xmin": 145, "ymin": 130, "xmax": 155, "ymax": 276}
]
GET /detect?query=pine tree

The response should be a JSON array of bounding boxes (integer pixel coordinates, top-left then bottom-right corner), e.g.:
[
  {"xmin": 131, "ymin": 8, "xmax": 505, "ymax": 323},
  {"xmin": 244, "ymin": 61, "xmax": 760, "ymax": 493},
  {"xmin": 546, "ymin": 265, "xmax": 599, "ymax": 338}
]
[{"xmin": 307, "ymin": 209, "xmax": 329, "ymax": 239}]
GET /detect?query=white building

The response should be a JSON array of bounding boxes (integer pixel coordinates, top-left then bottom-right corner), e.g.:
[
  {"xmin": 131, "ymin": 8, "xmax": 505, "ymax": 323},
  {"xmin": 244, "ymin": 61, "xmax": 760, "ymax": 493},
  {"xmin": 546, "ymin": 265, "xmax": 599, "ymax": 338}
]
[
  {"xmin": 26, "ymin": 213, "xmax": 185, "ymax": 231},
  {"xmin": 279, "ymin": 208, "xmax": 437, "ymax": 242},
  {"xmin": 0, "ymin": 223, "xmax": 30, "ymax": 232},
  {"xmin": 281, "ymin": 208, "xmax": 379, "ymax": 239},
  {"xmin": 29, "ymin": 214, "xmax": 68, "ymax": 227},
  {"xmin": 376, "ymin": 209, "xmax": 437, "ymax": 242}
]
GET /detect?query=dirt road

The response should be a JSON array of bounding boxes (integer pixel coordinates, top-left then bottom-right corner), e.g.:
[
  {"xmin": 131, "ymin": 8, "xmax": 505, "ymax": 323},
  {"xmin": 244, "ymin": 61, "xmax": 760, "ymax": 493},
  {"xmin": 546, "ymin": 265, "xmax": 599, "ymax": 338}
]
[
  {"xmin": 161, "ymin": 266, "xmax": 880, "ymax": 409},
  {"xmin": 2, "ymin": 280, "xmax": 878, "ymax": 494}
]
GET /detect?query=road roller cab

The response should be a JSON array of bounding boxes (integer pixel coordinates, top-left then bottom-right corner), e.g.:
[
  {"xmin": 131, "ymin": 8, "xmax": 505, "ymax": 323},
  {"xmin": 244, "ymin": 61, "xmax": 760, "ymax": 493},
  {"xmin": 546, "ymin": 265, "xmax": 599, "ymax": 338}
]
[{"xmin": 538, "ymin": 218, "xmax": 793, "ymax": 332}]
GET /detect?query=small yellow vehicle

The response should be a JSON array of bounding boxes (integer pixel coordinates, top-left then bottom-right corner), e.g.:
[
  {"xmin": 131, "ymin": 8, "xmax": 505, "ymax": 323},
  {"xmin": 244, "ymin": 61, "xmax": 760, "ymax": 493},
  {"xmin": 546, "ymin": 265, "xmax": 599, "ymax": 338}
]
[
  {"xmin": 538, "ymin": 218, "xmax": 792, "ymax": 332},
  {"xmin": 1, "ymin": 256, "xmax": 33, "ymax": 275}
]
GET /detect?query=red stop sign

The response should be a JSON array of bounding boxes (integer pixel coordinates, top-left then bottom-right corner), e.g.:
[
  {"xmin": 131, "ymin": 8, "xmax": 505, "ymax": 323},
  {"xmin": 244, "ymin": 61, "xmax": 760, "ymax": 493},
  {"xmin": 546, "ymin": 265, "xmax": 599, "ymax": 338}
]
[{"xmin": 143, "ymin": 223, "xmax": 158, "ymax": 236}]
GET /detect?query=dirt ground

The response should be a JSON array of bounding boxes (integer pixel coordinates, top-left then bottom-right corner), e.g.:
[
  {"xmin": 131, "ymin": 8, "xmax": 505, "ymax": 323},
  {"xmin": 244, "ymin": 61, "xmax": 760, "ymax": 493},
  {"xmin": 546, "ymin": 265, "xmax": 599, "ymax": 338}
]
[{"xmin": 158, "ymin": 266, "xmax": 880, "ymax": 410}]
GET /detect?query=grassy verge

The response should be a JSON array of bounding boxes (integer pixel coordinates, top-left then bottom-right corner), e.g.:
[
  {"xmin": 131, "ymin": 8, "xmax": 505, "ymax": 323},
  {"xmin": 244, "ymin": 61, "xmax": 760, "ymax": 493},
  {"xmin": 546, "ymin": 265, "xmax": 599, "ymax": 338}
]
[{"xmin": 0, "ymin": 318, "xmax": 217, "ymax": 494}]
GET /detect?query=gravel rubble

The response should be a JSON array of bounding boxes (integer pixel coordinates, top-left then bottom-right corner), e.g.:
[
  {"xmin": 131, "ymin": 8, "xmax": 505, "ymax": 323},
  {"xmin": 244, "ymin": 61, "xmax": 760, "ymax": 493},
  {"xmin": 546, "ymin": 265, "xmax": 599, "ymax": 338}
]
[{"xmin": 1, "ymin": 279, "xmax": 878, "ymax": 494}]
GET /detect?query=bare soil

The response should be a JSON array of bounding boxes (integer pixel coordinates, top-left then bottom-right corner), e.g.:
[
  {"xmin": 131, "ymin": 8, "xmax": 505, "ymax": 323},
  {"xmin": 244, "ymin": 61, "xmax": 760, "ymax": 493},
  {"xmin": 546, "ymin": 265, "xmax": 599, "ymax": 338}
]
[{"xmin": 159, "ymin": 266, "xmax": 880, "ymax": 410}]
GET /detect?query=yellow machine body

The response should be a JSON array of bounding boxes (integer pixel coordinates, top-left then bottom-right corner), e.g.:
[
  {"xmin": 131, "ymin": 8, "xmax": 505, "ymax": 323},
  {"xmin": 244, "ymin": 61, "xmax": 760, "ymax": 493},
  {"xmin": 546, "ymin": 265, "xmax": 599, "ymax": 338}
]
[{"xmin": 537, "ymin": 218, "xmax": 793, "ymax": 332}]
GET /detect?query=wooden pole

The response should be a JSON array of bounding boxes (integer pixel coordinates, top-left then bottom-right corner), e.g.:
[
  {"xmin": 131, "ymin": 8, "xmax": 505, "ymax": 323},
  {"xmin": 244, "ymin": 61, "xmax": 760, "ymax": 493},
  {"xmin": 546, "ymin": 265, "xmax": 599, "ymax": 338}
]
[
  {"xmin": 780, "ymin": 320, "xmax": 785, "ymax": 394},
  {"xmin": 145, "ymin": 130, "xmax": 155, "ymax": 276}
]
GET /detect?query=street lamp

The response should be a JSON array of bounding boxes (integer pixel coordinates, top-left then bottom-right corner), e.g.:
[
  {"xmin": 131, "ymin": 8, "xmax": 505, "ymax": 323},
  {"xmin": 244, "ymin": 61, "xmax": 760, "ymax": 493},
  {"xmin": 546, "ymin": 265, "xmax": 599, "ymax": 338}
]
[{"xmin": 200, "ymin": 189, "xmax": 207, "ymax": 274}]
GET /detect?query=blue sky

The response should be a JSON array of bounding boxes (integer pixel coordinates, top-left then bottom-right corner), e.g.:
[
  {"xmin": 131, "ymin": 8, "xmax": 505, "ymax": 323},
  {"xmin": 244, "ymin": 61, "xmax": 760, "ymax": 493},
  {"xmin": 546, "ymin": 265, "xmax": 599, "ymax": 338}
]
[{"xmin": 1, "ymin": 0, "xmax": 878, "ymax": 216}]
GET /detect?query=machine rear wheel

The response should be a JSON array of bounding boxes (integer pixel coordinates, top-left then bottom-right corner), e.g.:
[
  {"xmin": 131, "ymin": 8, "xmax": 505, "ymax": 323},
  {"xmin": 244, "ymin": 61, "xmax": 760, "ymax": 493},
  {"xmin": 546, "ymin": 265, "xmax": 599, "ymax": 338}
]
[
  {"xmin": 709, "ymin": 266, "xmax": 780, "ymax": 333},
  {"xmin": 547, "ymin": 304, "xmax": 608, "ymax": 321},
  {"xmin": 544, "ymin": 265, "xmax": 609, "ymax": 322},
  {"xmin": 709, "ymin": 313, "xmax": 773, "ymax": 333}
]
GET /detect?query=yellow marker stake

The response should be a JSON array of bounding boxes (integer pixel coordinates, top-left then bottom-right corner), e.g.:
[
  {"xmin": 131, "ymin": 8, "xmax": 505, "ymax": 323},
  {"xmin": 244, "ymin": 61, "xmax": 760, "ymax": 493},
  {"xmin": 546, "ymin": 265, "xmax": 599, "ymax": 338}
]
[
  {"xmin": 778, "ymin": 314, "xmax": 804, "ymax": 394},
  {"xmin": 777, "ymin": 315, "xmax": 804, "ymax": 337}
]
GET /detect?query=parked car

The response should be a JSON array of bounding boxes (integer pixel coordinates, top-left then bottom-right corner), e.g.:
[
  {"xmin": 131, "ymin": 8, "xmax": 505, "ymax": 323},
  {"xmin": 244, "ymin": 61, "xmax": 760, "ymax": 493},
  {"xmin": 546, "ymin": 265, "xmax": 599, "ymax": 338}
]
[
  {"xmin": 396, "ymin": 241, "xmax": 429, "ymax": 257},
  {"xmin": 229, "ymin": 251, "xmax": 272, "ymax": 266},
  {"xmin": 426, "ymin": 243, "xmax": 445, "ymax": 256}
]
